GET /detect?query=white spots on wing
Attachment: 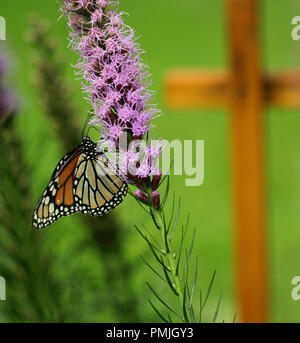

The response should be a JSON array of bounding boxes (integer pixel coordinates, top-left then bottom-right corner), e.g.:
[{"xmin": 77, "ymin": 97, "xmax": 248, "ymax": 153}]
[
  {"xmin": 89, "ymin": 189, "xmax": 97, "ymax": 209},
  {"xmin": 75, "ymin": 177, "xmax": 84, "ymax": 198},
  {"xmin": 49, "ymin": 203, "xmax": 54, "ymax": 214},
  {"xmin": 82, "ymin": 180, "xmax": 89, "ymax": 205}
]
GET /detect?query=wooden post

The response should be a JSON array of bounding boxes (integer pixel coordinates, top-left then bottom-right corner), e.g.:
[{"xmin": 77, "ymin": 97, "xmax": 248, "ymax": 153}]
[
  {"xmin": 166, "ymin": 70, "xmax": 300, "ymax": 109},
  {"xmin": 227, "ymin": 0, "xmax": 268, "ymax": 322},
  {"xmin": 165, "ymin": 0, "xmax": 300, "ymax": 322}
]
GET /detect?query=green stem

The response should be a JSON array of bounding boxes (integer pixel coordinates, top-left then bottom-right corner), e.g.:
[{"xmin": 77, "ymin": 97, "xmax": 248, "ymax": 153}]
[{"xmin": 146, "ymin": 188, "xmax": 191, "ymax": 323}]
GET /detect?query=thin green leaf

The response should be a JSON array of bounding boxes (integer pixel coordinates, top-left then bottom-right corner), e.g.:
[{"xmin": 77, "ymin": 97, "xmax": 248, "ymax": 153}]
[
  {"xmin": 201, "ymin": 270, "xmax": 217, "ymax": 311},
  {"xmin": 212, "ymin": 290, "xmax": 223, "ymax": 323},
  {"xmin": 184, "ymin": 249, "xmax": 190, "ymax": 285},
  {"xmin": 163, "ymin": 222, "xmax": 171, "ymax": 253},
  {"xmin": 161, "ymin": 176, "xmax": 170, "ymax": 209},
  {"xmin": 141, "ymin": 224, "xmax": 162, "ymax": 250},
  {"xmin": 149, "ymin": 205, "xmax": 161, "ymax": 230},
  {"xmin": 148, "ymin": 242, "xmax": 167, "ymax": 268},
  {"xmin": 160, "ymin": 257, "xmax": 179, "ymax": 296},
  {"xmin": 135, "ymin": 226, "xmax": 166, "ymax": 270},
  {"xmin": 169, "ymin": 197, "xmax": 181, "ymax": 242},
  {"xmin": 183, "ymin": 227, "xmax": 196, "ymax": 279},
  {"xmin": 140, "ymin": 255, "xmax": 166, "ymax": 283},
  {"xmin": 199, "ymin": 291, "xmax": 203, "ymax": 323},
  {"xmin": 166, "ymin": 194, "xmax": 175, "ymax": 234},
  {"xmin": 189, "ymin": 304, "xmax": 195, "ymax": 323},
  {"xmin": 148, "ymin": 300, "xmax": 169, "ymax": 323},
  {"xmin": 186, "ymin": 282, "xmax": 195, "ymax": 323},
  {"xmin": 162, "ymin": 211, "xmax": 167, "ymax": 231},
  {"xmin": 175, "ymin": 225, "xmax": 185, "ymax": 276},
  {"xmin": 189, "ymin": 255, "xmax": 198, "ymax": 308},
  {"xmin": 146, "ymin": 282, "xmax": 184, "ymax": 321},
  {"xmin": 183, "ymin": 213, "xmax": 190, "ymax": 238},
  {"xmin": 182, "ymin": 283, "xmax": 190, "ymax": 323},
  {"xmin": 135, "ymin": 225, "xmax": 160, "ymax": 251}
]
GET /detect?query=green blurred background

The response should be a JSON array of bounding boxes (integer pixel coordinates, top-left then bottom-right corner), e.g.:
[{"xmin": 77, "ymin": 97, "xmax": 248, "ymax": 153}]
[{"xmin": 0, "ymin": 0, "xmax": 300, "ymax": 322}]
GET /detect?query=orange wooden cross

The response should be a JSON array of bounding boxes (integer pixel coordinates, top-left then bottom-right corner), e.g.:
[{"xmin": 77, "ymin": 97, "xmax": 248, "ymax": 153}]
[{"xmin": 165, "ymin": 0, "xmax": 300, "ymax": 323}]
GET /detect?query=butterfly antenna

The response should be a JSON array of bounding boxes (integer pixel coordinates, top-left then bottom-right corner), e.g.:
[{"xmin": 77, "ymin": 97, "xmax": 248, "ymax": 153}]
[
  {"xmin": 90, "ymin": 125, "xmax": 102, "ymax": 135},
  {"xmin": 81, "ymin": 113, "xmax": 93, "ymax": 138}
]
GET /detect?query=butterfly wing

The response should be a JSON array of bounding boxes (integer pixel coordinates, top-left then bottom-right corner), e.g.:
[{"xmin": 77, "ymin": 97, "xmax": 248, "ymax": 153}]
[
  {"xmin": 32, "ymin": 145, "xmax": 83, "ymax": 229},
  {"xmin": 33, "ymin": 140, "xmax": 128, "ymax": 229},
  {"xmin": 73, "ymin": 152, "xmax": 128, "ymax": 216}
]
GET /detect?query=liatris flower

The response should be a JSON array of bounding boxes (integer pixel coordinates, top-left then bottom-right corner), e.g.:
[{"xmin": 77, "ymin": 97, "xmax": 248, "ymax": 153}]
[
  {"xmin": 61, "ymin": 0, "xmax": 163, "ymax": 205},
  {"xmin": 63, "ymin": 1, "xmax": 160, "ymax": 142},
  {"xmin": 61, "ymin": 0, "xmax": 223, "ymax": 323}
]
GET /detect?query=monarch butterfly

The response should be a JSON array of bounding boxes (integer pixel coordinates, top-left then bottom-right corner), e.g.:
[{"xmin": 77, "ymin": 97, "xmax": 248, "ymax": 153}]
[{"xmin": 33, "ymin": 136, "xmax": 128, "ymax": 229}]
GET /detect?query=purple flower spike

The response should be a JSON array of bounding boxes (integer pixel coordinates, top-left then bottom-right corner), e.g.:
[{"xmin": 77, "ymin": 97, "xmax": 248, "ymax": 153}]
[
  {"xmin": 134, "ymin": 190, "xmax": 149, "ymax": 205},
  {"xmin": 61, "ymin": 0, "xmax": 161, "ymax": 145},
  {"xmin": 152, "ymin": 191, "xmax": 160, "ymax": 210},
  {"xmin": 61, "ymin": 0, "xmax": 164, "ymax": 187}
]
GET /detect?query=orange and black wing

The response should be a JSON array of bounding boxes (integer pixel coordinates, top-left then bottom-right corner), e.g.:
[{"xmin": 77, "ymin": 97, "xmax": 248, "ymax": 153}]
[
  {"xmin": 33, "ymin": 143, "xmax": 128, "ymax": 229},
  {"xmin": 72, "ymin": 152, "xmax": 128, "ymax": 216},
  {"xmin": 32, "ymin": 145, "xmax": 83, "ymax": 229}
]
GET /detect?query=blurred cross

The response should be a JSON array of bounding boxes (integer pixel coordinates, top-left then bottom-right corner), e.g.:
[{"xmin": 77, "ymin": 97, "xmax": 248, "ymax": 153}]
[{"xmin": 165, "ymin": 0, "xmax": 300, "ymax": 323}]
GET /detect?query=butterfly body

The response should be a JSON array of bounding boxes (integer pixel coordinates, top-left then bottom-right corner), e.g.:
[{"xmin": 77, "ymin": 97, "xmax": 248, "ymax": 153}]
[{"xmin": 33, "ymin": 136, "xmax": 127, "ymax": 229}]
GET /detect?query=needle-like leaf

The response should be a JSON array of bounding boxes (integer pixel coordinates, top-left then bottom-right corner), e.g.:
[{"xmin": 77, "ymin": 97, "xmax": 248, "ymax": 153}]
[
  {"xmin": 148, "ymin": 300, "xmax": 169, "ymax": 323},
  {"xmin": 212, "ymin": 290, "xmax": 223, "ymax": 323},
  {"xmin": 140, "ymin": 255, "xmax": 166, "ymax": 283},
  {"xmin": 146, "ymin": 282, "xmax": 184, "ymax": 321}
]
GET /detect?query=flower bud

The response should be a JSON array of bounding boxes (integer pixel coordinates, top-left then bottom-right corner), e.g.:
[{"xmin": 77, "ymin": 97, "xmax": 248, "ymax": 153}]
[
  {"xmin": 152, "ymin": 191, "xmax": 160, "ymax": 209},
  {"xmin": 134, "ymin": 190, "xmax": 149, "ymax": 205},
  {"xmin": 151, "ymin": 170, "xmax": 162, "ymax": 190}
]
